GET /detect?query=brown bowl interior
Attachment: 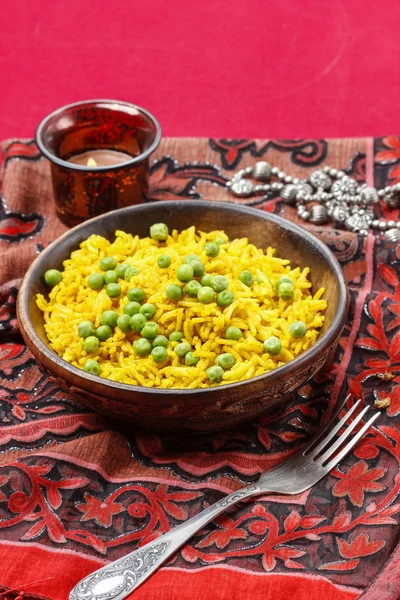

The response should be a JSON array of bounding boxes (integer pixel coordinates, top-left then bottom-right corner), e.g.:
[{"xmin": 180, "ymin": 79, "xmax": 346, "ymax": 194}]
[{"xmin": 17, "ymin": 201, "xmax": 348, "ymax": 433}]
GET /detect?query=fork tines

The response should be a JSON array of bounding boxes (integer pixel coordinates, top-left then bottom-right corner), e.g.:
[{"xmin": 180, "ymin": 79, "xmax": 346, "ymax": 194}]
[{"xmin": 304, "ymin": 397, "xmax": 380, "ymax": 471}]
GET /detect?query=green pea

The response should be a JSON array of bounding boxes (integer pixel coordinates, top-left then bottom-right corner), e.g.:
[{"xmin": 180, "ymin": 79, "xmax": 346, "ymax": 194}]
[
  {"xmin": 152, "ymin": 335, "xmax": 169, "ymax": 348},
  {"xmin": 133, "ymin": 338, "xmax": 152, "ymax": 355},
  {"xmin": 127, "ymin": 287, "xmax": 145, "ymax": 303},
  {"xmin": 256, "ymin": 273, "xmax": 268, "ymax": 284},
  {"xmin": 238, "ymin": 270, "xmax": 253, "ymax": 287},
  {"xmin": 83, "ymin": 336, "xmax": 99, "ymax": 353},
  {"xmin": 169, "ymin": 331, "xmax": 183, "ymax": 342},
  {"xmin": 217, "ymin": 290, "xmax": 234, "ymax": 307},
  {"xmin": 151, "ymin": 346, "xmax": 168, "ymax": 363},
  {"xmin": 278, "ymin": 282, "xmax": 294, "ymax": 300},
  {"xmin": 197, "ymin": 286, "xmax": 215, "ymax": 304},
  {"xmin": 95, "ymin": 325, "xmax": 113, "ymax": 341},
  {"xmin": 100, "ymin": 310, "xmax": 119, "ymax": 327},
  {"xmin": 104, "ymin": 270, "xmax": 118, "ymax": 284},
  {"xmin": 158, "ymin": 254, "xmax": 171, "ymax": 268},
  {"xmin": 212, "ymin": 236, "xmax": 226, "ymax": 246},
  {"xmin": 264, "ymin": 336, "xmax": 282, "ymax": 355},
  {"xmin": 185, "ymin": 351, "xmax": 199, "ymax": 366},
  {"xmin": 116, "ymin": 314, "xmax": 131, "ymax": 332},
  {"xmin": 115, "ymin": 263, "xmax": 131, "ymax": 278},
  {"xmin": 84, "ymin": 359, "xmax": 101, "ymax": 376},
  {"xmin": 141, "ymin": 322, "xmax": 158, "ymax": 339},
  {"xmin": 185, "ymin": 254, "xmax": 200, "ymax": 263},
  {"xmin": 166, "ymin": 284, "xmax": 183, "ymax": 301},
  {"xmin": 176, "ymin": 264, "xmax": 194, "ymax": 283},
  {"xmin": 123, "ymin": 301, "xmax": 141, "ymax": 316},
  {"xmin": 204, "ymin": 242, "xmax": 219, "ymax": 257},
  {"xmin": 289, "ymin": 321, "xmax": 307, "ymax": 338},
  {"xmin": 100, "ymin": 257, "xmax": 117, "ymax": 271},
  {"xmin": 124, "ymin": 266, "xmax": 140, "ymax": 282},
  {"xmin": 150, "ymin": 223, "xmax": 169, "ymax": 241},
  {"xmin": 175, "ymin": 341, "xmax": 191, "ymax": 357},
  {"xmin": 129, "ymin": 313, "xmax": 147, "ymax": 332},
  {"xmin": 206, "ymin": 365, "xmax": 224, "ymax": 383},
  {"xmin": 225, "ymin": 326, "xmax": 242, "ymax": 340},
  {"xmin": 184, "ymin": 280, "xmax": 202, "ymax": 297},
  {"xmin": 216, "ymin": 353, "xmax": 236, "ymax": 370},
  {"xmin": 88, "ymin": 273, "xmax": 105, "ymax": 290},
  {"xmin": 78, "ymin": 321, "xmax": 95, "ymax": 339},
  {"xmin": 200, "ymin": 273, "xmax": 214, "ymax": 287},
  {"xmin": 189, "ymin": 260, "xmax": 205, "ymax": 277},
  {"xmin": 105, "ymin": 283, "xmax": 122, "ymax": 298},
  {"xmin": 140, "ymin": 303, "xmax": 156, "ymax": 319},
  {"xmin": 275, "ymin": 275, "xmax": 293, "ymax": 291},
  {"xmin": 44, "ymin": 269, "xmax": 62, "ymax": 288},
  {"xmin": 212, "ymin": 275, "xmax": 229, "ymax": 292}
]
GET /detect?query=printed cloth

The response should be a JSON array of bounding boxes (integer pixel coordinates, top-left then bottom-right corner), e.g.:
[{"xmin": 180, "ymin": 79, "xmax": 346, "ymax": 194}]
[{"xmin": 0, "ymin": 137, "xmax": 399, "ymax": 599}]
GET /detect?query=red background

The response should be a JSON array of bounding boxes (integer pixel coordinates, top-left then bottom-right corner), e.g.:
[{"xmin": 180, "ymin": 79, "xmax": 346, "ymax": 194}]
[{"xmin": 0, "ymin": 0, "xmax": 400, "ymax": 140}]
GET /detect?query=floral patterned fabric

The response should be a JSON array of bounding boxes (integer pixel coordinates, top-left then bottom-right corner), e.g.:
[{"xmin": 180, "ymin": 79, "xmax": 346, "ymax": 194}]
[{"xmin": 0, "ymin": 137, "xmax": 399, "ymax": 600}]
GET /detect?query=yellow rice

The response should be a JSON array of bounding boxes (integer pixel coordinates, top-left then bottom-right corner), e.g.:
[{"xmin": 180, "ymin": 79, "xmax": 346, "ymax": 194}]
[{"xmin": 36, "ymin": 226, "xmax": 327, "ymax": 388}]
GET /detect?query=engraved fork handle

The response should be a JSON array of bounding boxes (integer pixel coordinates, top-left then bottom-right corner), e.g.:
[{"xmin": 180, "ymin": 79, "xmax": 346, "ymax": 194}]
[{"xmin": 69, "ymin": 484, "xmax": 261, "ymax": 600}]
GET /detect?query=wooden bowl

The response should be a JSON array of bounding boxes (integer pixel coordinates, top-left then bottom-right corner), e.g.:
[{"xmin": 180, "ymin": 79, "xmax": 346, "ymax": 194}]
[{"xmin": 17, "ymin": 201, "xmax": 349, "ymax": 433}]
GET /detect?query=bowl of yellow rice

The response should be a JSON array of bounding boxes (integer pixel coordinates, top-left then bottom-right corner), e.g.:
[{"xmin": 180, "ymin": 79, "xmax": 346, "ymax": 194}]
[{"xmin": 17, "ymin": 201, "xmax": 348, "ymax": 433}]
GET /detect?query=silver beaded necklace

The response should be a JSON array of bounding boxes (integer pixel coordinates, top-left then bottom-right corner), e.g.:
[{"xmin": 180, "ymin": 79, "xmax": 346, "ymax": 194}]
[{"xmin": 226, "ymin": 162, "xmax": 400, "ymax": 242}]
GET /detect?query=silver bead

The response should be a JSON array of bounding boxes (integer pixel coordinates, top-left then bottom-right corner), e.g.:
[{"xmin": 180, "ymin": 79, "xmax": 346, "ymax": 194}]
[
  {"xmin": 332, "ymin": 205, "xmax": 349, "ymax": 224},
  {"xmin": 298, "ymin": 182, "xmax": 313, "ymax": 196},
  {"xmin": 253, "ymin": 184, "xmax": 269, "ymax": 193},
  {"xmin": 323, "ymin": 166, "xmax": 331, "ymax": 173},
  {"xmin": 230, "ymin": 179, "xmax": 254, "ymax": 197},
  {"xmin": 359, "ymin": 229, "xmax": 369, "ymax": 237},
  {"xmin": 292, "ymin": 178, "xmax": 300, "ymax": 185},
  {"xmin": 378, "ymin": 221, "xmax": 388, "ymax": 231},
  {"xmin": 336, "ymin": 171, "xmax": 346, "ymax": 179},
  {"xmin": 387, "ymin": 220, "xmax": 397, "ymax": 229},
  {"xmin": 271, "ymin": 167, "xmax": 280, "ymax": 175},
  {"xmin": 281, "ymin": 184, "xmax": 298, "ymax": 204},
  {"xmin": 378, "ymin": 189, "xmax": 386, "ymax": 198},
  {"xmin": 245, "ymin": 166, "xmax": 253, "ymax": 174},
  {"xmin": 284, "ymin": 176, "xmax": 293, "ymax": 184},
  {"xmin": 252, "ymin": 161, "xmax": 272, "ymax": 181},
  {"xmin": 309, "ymin": 205, "xmax": 329, "ymax": 225},
  {"xmin": 329, "ymin": 168, "xmax": 338, "ymax": 177},
  {"xmin": 309, "ymin": 170, "xmax": 332, "ymax": 190},
  {"xmin": 360, "ymin": 186, "xmax": 379, "ymax": 204},
  {"xmin": 384, "ymin": 228, "xmax": 400, "ymax": 243},
  {"xmin": 371, "ymin": 219, "xmax": 380, "ymax": 228},
  {"xmin": 277, "ymin": 170, "xmax": 286, "ymax": 179},
  {"xmin": 345, "ymin": 213, "xmax": 372, "ymax": 232},
  {"xmin": 332, "ymin": 177, "xmax": 358, "ymax": 198}
]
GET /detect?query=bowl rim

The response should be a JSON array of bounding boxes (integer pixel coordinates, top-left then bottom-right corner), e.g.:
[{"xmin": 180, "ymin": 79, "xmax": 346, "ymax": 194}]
[
  {"xmin": 35, "ymin": 99, "xmax": 162, "ymax": 172},
  {"xmin": 17, "ymin": 200, "xmax": 349, "ymax": 397}
]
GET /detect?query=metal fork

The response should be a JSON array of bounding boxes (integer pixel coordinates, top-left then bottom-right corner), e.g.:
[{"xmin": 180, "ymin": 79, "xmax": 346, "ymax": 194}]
[{"xmin": 70, "ymin": 398, "xmax": 379, "ymax": 600}]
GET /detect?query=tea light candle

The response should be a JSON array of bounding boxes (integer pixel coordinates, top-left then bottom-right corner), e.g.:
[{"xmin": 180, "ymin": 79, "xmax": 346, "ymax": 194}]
[{"xmin": 67, "ymin": 149, "xmax": 134, "ymax": 167}]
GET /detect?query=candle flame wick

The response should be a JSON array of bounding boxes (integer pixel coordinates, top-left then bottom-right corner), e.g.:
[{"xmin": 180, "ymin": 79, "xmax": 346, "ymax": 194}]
[{"xmin": 87, "ymin": 157, "xmax": 97, "ymax": 167}]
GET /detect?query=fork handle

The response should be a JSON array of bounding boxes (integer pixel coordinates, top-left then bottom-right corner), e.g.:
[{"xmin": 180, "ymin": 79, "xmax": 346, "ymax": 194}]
[{"xmin": 69, "ymin": 484, "xmax": 261, "ymax": 600}]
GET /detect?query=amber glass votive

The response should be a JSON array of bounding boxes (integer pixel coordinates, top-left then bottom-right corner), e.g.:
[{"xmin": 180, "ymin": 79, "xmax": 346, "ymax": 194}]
[{"xmin": 36, "ymin": 100, "xmax": 161, "ymax": 226}]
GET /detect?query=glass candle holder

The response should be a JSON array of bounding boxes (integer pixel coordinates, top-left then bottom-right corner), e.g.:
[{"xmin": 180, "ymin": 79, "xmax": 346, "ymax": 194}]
[{"xmin": 36, "ymin": 100, "xmax": 161, "ymax": 226}]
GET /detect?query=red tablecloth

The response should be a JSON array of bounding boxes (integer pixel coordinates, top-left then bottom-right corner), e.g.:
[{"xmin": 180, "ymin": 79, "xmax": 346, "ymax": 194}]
[
  {"xmin": 0, "ymin": 136, "xmax": 399, "ymax": 600},
  {"xmin": 1, "ymin": 0, "xmax": 400, "ymax": 140}
]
